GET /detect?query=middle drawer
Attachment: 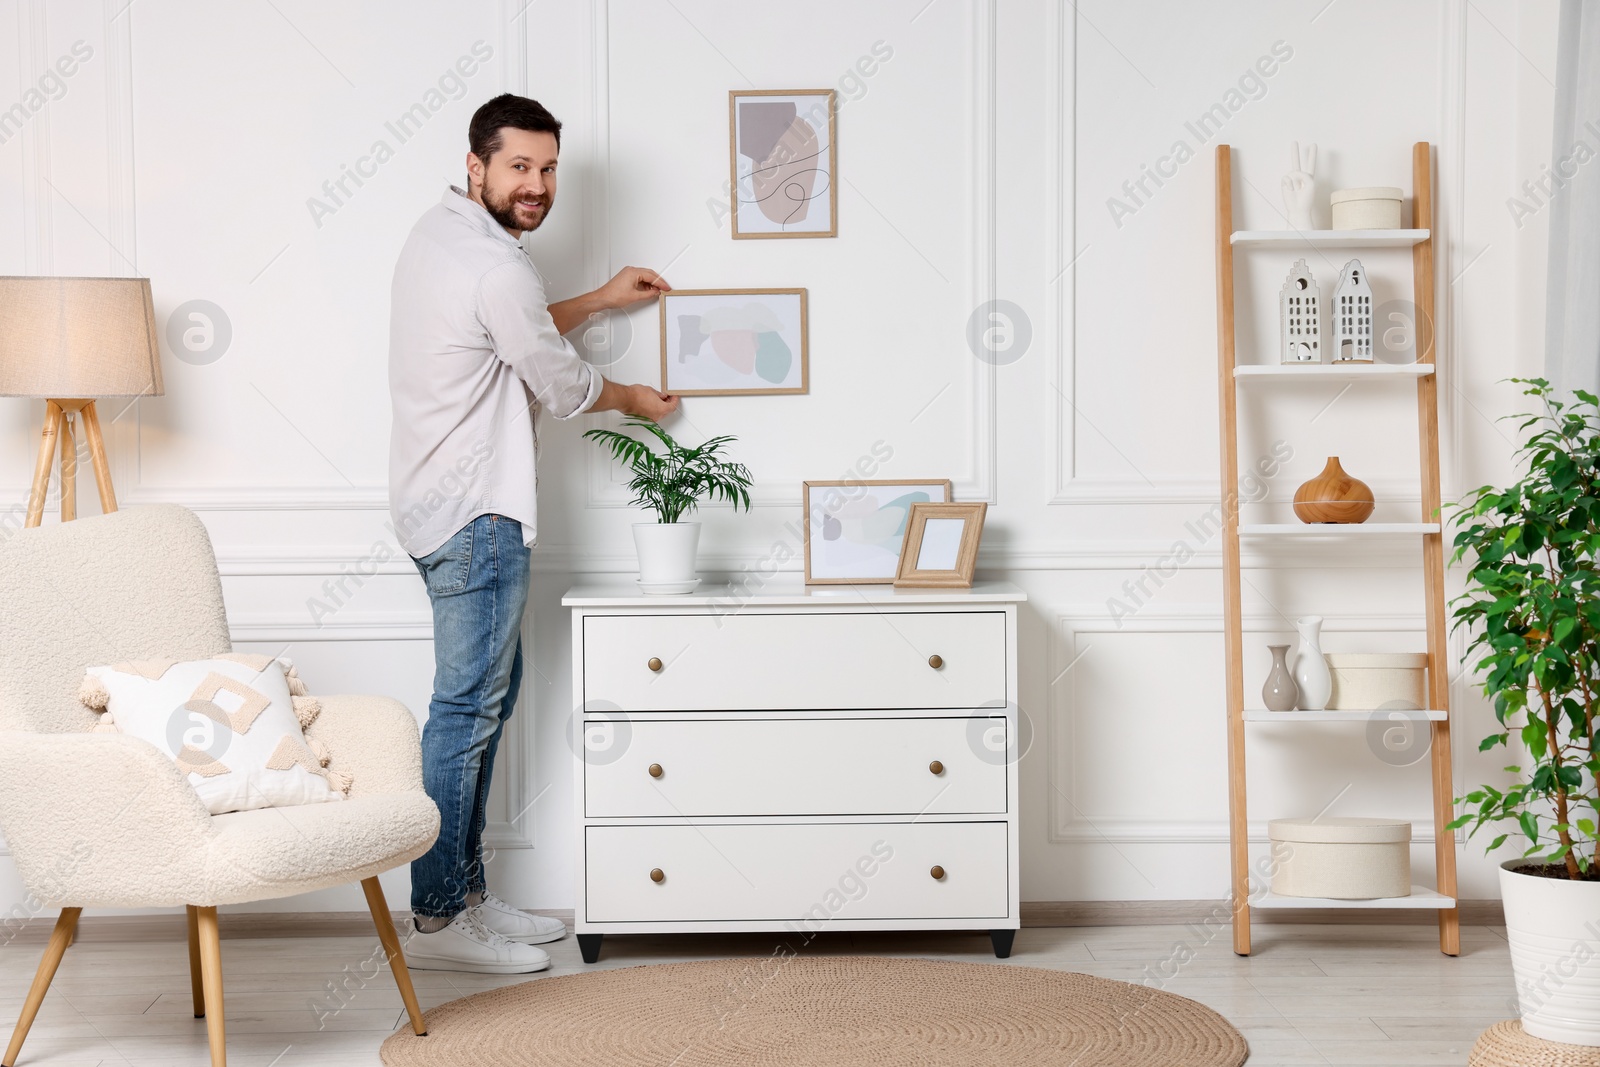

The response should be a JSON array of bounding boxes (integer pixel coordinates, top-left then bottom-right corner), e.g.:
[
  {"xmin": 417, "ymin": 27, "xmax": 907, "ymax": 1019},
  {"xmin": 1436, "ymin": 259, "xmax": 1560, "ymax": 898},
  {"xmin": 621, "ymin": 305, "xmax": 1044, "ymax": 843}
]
[{"xmin": 585, "ymin": 716, "xmax": 1007, "ymax": 818}]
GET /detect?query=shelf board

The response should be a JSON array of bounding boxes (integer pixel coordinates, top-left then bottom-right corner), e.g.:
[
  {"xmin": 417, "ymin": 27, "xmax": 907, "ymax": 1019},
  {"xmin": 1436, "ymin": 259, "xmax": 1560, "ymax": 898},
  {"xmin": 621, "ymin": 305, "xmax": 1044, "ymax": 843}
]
[
  {"xmin": 1244, "ymin": 709, "xmax": 1447, "ymax": 722},
  {"xmin": 1235, "ymin": 364, "xmax": 1434, "ymax": 379},
  {"xmin": 1252, "ymin": 886, "xmax": 1456, "ymax": 910},
  {"xmin": 1231, "ymin": 228, "xmax": 1430, "ymax": 248},
  {"xmin": 1238, "ymin": 522, "xmax": 1440, "ymax": 536}
]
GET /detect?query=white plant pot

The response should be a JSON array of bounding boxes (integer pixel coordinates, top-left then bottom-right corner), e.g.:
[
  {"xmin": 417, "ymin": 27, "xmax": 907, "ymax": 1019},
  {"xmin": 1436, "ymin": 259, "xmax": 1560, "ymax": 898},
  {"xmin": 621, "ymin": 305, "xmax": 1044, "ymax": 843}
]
[
  {"xmin": 1500, "ymin": 859, "xmax": 1600, "ymax": 1045},
  {"xmin": 632, "ymin": 522, "xmax": 701, "ymax": 590}
]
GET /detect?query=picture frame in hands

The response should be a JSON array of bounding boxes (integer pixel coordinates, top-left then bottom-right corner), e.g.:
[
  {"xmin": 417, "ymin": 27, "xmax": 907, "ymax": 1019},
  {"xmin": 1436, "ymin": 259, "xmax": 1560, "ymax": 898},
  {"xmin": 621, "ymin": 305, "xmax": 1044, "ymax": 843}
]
[
  {"xmin": 802, "ymin": 479, "xmax": 953, "ymax": 585},
  {"xmin": 660, "ymin": 288, "xmax": 808, "ymax": 396},
  {"xmin": 729, "ymin": 89, "xmax": 837, "ymax": 238},
  {"xmin": 893, "ymin": 502, "xmax": 987, "ymax": 588}
]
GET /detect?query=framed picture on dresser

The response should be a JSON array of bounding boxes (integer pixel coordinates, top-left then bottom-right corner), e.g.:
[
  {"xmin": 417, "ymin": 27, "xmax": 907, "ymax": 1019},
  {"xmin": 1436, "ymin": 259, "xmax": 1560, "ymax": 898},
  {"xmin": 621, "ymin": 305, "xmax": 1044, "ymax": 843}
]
[
  {"xmin": 802, "ymin": 479, "xmax": 952, "ymax": 585},
  {"xmin": 893, "ymin": 502, "xmax": 987, "ymax": 588}
]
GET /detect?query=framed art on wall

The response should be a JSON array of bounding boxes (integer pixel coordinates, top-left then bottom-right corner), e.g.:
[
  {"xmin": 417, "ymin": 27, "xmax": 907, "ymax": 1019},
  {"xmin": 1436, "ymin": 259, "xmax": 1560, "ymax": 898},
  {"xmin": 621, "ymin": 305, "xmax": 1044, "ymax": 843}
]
[
  {"xmin": 729, "ymin": 89, "xmax": 837, "ymax": 239},
  {"xmin": 802, "ymin": 479, "xmax": 953, "ymax": 585},
  {"xmin": 893, "ymin": 502, "xmax": 987, "ymax": 588},
  {"xmin": 660, "ymin": 288, "xmax": 808, "ymax": 396}
]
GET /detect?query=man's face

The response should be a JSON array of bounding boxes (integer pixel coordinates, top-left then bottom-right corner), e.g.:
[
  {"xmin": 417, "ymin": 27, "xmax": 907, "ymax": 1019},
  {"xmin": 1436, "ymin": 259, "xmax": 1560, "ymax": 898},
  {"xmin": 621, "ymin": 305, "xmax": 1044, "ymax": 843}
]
[{"xmin": 468, "ymin": 127, "xmax": 558, "ymax": 236}]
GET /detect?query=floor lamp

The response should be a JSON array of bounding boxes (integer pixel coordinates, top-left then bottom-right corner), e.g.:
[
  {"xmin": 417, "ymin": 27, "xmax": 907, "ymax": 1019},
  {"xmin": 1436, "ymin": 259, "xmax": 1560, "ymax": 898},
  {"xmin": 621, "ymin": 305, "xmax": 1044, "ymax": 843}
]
[{"xmin": 0, "ymin": 277, "xmax": 163, "ymax": 527}]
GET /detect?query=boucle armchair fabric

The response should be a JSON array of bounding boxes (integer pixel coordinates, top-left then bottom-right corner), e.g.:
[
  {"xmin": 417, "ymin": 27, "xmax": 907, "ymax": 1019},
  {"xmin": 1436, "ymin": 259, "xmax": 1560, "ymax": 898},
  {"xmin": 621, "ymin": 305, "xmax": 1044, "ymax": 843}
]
[
  {"xmin": 0, "ymin": 505, "xmax": 439, "ymax": 908},
  {"xmin": 0, "ymin": 505, "xmax": 231, "ymax": 733}
]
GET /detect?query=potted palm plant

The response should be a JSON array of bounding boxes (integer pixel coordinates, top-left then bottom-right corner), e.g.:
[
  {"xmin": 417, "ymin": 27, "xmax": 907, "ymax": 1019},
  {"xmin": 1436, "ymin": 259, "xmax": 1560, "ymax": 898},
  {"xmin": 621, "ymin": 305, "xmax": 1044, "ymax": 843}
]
[
  {"xmin": 1448, "ymin": 379, "xmax": 1600, "ymax": 1046},
  {"xmin": 584, "ymin": 416, "xmax": 752, "ymax": 593}
]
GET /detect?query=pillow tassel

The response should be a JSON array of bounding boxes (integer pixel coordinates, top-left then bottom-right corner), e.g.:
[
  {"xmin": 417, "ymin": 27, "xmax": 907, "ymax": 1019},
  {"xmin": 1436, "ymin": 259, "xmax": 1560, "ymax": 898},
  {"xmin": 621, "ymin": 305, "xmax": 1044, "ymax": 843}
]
[
  {"xmin": 78, "ymin": 674, "xmax": 111, "ymax": 711},
  {"xmin": 291, "ymin": 695, "xmax": 322, "ymax": 730}
]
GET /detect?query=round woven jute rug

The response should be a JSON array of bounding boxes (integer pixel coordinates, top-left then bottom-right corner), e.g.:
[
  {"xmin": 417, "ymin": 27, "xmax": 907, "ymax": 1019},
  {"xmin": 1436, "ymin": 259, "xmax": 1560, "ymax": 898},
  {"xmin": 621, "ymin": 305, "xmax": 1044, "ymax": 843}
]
[
  {"xmin": 1469, "ymin": 1021, "xmax": 1600, "ymax": 1066},
  {"xmin": 380, "ymin": 956, "xmax": 1248, "ymax": 1066}
]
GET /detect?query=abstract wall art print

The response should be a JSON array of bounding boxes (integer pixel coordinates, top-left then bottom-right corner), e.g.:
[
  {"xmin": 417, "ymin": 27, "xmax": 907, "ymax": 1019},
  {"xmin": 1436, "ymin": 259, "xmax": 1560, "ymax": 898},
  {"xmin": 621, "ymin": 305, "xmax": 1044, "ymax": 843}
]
[
  {"xmin": 729, "ymin": 89, "xmax": 837, "ymax": 239},
  {"xmin": 659, "ymin": 288, "xmax": 808, "ymax": 396},
  {"xmin": 802, "ymin": 479, "xmax": 953, "ymax": 585}
]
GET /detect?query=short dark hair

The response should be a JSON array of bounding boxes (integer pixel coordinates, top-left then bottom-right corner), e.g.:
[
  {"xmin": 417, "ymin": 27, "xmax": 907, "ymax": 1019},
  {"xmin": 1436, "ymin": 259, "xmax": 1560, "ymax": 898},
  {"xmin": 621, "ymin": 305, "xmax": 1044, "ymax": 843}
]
[{"xmin": 468, "ymin": 93, "xmax": 562, "ymax": 162}]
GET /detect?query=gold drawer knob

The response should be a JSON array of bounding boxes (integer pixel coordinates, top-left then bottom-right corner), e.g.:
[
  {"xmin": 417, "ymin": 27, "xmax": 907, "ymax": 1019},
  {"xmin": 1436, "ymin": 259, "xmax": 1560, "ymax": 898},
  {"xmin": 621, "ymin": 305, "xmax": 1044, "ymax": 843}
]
[
  {"xmin": 648, "ymin": 763, "xmax": 663, "ymax": 778},
  {"xmin": 650, "ymin": 868, "xmax": 665, "ymax": 883},
  {"xmin": 647, "ymin": 657, "xmax": 663, "ymax": 672},
  {"xmin": 930, "ymin": 865, "xmax": 946, "ymax": 881},
  {"xmin": 928, "ymin": 654, "xmax": 944, "ymax": 669},
  {"xmin": 929, "ymin": 760, "xmax": 944, "ymax": 775}
]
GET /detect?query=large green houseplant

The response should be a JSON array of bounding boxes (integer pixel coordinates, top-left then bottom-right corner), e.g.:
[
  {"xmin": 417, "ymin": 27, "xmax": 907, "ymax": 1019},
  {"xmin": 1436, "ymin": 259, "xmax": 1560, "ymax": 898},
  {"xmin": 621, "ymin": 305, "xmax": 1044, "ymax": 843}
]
[
  {"xmin": 1447, "ymin": 378, "xmax": 1600, "ymax": 1045},
  {"xmin": 584, "ymin": 416, "xmax": 751, "ymax": 593}
]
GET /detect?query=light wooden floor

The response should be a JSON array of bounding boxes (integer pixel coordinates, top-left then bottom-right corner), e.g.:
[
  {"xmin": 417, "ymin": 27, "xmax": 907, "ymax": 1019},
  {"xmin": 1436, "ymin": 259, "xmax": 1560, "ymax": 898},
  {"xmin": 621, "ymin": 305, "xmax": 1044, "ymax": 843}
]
[{"xmin": 0, "ymin": 921, "xmax": 1514, "ymax": 1066}]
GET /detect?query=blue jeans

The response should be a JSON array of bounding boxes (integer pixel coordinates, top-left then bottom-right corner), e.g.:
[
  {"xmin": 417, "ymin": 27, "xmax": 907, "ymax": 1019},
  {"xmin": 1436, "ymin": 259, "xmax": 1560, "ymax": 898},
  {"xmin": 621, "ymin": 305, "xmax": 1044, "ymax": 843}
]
[{"xmin": 408, "ymin": 513, "xmax": 529, "ymax": 919}]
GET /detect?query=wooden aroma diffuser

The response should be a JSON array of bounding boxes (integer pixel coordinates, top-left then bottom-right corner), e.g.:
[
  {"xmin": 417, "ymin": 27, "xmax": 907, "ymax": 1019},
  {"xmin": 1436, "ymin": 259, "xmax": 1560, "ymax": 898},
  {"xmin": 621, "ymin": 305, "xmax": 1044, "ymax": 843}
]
[{"xmin": 1293, "ymin": 456, "xmax": 1374, "ymax": 523}]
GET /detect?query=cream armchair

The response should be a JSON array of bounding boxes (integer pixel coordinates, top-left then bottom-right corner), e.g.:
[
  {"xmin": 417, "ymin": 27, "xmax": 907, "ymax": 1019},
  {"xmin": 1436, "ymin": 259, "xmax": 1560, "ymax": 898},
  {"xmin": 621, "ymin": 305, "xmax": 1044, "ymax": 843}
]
[{"xmin": 0, "ymin": 505, "xmax": 440, "ymax": 1067}]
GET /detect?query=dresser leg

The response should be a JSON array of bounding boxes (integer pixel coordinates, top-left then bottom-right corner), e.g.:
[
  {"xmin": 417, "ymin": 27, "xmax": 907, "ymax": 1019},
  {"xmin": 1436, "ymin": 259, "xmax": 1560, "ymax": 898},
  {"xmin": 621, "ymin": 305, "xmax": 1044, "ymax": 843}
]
[
  {"xmin": 577, "ymin": 934, "xmax": 604, "ymax": 964},
  {"xmin": 989, "ymin": 929, "xmax": 1016, "ymax": 959}
]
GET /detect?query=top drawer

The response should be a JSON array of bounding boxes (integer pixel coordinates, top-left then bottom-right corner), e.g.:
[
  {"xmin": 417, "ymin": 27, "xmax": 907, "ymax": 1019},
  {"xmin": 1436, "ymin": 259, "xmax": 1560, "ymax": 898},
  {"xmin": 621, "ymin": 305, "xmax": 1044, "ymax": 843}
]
[{"xmin": 582, "ymin": 610, "xmax": 1007, "ymax": 711}]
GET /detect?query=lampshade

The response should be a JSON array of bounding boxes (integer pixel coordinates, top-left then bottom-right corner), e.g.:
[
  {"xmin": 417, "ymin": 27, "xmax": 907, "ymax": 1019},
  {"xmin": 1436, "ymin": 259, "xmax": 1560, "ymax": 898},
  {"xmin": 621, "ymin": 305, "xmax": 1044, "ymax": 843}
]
[{"xmin": 0, "ymin": 276, "xmax": 164, "ymax": 398}]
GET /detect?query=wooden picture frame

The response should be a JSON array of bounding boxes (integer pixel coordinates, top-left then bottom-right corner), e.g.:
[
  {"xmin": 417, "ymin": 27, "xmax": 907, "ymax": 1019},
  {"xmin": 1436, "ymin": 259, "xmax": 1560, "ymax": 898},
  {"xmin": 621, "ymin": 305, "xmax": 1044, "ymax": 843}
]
[
  {"xmin": 802, "ymin": 479, "xmax": 954, "ymax": 585},
  {"xmin": 893, "ymin": 502, "xmax": 987, "ymax": 588},
  {"xmin": 659, "ymin": 288, "xmax": 808, "ymax": 397},
  {"xmin": 729, "ymin": 89, "xmax": 838, "ymax": 239}
]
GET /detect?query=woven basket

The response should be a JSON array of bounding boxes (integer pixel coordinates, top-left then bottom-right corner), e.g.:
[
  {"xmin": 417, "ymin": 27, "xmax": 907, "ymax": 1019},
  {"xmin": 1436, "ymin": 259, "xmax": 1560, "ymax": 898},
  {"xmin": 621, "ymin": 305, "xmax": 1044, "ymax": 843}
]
[{"xmin": 1469, "ymin": 1021, "xmax": 1600, "ymax": 1066}]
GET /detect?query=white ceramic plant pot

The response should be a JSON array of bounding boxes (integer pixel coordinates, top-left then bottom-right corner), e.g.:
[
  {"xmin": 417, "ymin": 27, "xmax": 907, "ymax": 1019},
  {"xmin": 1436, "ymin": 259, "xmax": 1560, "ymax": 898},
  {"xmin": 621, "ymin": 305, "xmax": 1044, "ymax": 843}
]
[
  {"xmin": 632, "ymin": 522, "xmax": 701, "ymax": 591},
  {"xmin": 1500, "ymin": 860, "xmax": 1600, "ymax": 1045}
]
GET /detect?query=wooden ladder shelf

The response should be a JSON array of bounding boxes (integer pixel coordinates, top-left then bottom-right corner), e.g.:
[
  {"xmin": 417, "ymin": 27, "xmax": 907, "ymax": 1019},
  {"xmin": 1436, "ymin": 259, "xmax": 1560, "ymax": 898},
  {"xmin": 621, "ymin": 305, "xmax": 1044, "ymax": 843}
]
[{"xmin": 1213, "ymin": 141, "xmax": 1459, "ymax": 957}]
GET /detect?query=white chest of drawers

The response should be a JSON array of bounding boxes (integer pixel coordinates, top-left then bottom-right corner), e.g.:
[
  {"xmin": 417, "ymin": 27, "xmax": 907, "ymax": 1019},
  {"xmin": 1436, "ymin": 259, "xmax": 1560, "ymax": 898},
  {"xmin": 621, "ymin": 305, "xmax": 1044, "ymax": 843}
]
[{"xmin": 562, "ymin": 579, "xmax": 1025, "ymax": 963}]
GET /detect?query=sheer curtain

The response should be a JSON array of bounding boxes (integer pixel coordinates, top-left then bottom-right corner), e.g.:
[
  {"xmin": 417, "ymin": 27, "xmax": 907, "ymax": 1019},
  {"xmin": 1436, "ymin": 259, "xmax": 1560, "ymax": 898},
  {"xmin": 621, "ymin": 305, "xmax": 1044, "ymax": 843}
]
[{"xmin": 1545, "ymin": 0, "xmax": 1600, "ymax": 398}]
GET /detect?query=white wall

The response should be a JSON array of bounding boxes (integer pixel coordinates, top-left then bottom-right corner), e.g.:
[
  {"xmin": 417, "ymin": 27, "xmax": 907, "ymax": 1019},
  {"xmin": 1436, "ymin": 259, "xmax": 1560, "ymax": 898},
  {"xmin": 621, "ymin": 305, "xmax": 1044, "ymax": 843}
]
[{"xmin": 0, "ymin": 0, "xmax": 1559, "ymax": 917}]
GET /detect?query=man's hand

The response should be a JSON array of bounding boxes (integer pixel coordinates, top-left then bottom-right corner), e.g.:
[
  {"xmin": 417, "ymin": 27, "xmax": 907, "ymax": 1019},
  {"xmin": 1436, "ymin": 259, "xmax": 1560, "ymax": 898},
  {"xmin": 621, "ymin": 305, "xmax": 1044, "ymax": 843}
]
[
  {"xmin": 592, "ymin": 378, "xmax": 680, "ymax": 422},
  {"xmin": 626, "ymin": 384, "xmax": 680, "ymax": 421},
  {"xmin": 598, "ymin": 266, "xmax": 671, "ymax": 310},
  {"xmin": 550, "ymin": 268, "xmax": 671, "ymax": 335}
]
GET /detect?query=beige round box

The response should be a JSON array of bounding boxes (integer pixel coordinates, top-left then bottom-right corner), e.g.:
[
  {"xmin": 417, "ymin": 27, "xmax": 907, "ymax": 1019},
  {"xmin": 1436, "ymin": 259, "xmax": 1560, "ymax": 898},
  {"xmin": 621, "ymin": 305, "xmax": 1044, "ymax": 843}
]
[
  {"xmin": 1268, "ymin": 817, "xmax": 1412, "ymax": 899},
  {"xmin": 1330, "ymin": 186, "xmax": 1404, "ymax": 229},
  {"xmin": 1325, "ymin": 652, "xmax": 1428, "ymax": 710}
]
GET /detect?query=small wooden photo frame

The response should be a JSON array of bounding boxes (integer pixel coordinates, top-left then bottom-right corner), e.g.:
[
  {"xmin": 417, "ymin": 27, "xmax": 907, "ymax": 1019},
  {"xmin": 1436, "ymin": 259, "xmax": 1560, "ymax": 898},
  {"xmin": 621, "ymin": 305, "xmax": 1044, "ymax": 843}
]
[
  {"xmin": 893, "ymin": 502, "xmax": 987, "ymax": 588},
  {"xmin": 729, "ymin": 89, "xmax": 837, "ymax": 239},
  {"xmin": 660, "ymin": 288, "xmax": 808, "ymax": 397},
  {"xmin": 802, "ymin": 479, "xmax": 953, "ymax": 585}
]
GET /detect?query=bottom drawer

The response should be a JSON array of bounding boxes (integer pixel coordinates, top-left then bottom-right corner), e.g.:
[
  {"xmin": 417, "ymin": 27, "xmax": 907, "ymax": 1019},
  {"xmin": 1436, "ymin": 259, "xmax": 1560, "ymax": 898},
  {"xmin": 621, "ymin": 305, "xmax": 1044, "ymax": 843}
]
[{"xmin": 585, "ymin": 822, "xmax": 1008, "ymax": 923}]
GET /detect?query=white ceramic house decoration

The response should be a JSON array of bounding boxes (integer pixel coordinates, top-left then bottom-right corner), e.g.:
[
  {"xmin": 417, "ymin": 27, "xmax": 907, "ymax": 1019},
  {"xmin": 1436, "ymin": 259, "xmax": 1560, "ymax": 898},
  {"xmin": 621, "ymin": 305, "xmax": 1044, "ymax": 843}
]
[
  {"xmin": 1332, "ymin": 259, "xmax": 1374, "ymax": 363},
  {"xmin": 1279, "ymin": 259, "xmax": 1321, "ymax": 364}
]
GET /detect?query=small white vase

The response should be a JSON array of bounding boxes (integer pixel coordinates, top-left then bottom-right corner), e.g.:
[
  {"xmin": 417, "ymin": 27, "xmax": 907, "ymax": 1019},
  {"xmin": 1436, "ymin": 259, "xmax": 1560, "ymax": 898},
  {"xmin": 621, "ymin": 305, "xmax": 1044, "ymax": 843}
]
[
  {"xmin": 632, "ymin": 522, "xmax": 701, "ymax": 588},
  {"xmin": 1501, "ymin": 860, "xmax": 1600, "ymax": 1045},
  {"xmin": 1292, "ymin": 615, "xmax": 1331, "ymax": 711}
]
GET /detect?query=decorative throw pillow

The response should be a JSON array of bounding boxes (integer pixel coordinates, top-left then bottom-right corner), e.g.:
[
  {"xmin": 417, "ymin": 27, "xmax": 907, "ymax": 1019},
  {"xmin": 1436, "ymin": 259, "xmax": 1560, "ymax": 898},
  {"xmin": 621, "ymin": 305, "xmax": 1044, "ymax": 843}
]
[{"xmin": 78, "ymin": 653, "xmax": 349, "ymax": 815}]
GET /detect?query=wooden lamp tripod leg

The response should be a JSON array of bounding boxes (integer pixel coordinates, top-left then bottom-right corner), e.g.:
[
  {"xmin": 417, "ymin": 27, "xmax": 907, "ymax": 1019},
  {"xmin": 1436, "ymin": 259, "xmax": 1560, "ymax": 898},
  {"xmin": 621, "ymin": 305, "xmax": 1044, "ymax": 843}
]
[
  {"xmin": 57, "ymin": 409, "xmax": 76, "ymax": 522},
  {"xmin": 23, "ymin": 402, "xmax": 62, "ymax": 528},
  {"xmin": 79, "ymin": 400, "xmax": 118, "ymax": 514}
]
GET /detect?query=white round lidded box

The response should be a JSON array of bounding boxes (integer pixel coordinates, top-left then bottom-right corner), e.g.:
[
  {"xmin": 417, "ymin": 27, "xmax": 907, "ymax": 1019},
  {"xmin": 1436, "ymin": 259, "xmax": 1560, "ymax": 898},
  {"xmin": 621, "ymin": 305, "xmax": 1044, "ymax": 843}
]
[
  {"xmin": 1330, "ymin": 186, "xmax": 1404, "ymax": 229},
  {"xmin": 1325, "ymin": 652, "xmax": 1427, "ymax": 710},
  {"xmin": 1268, "ymin": 816, "xmax": 1411, "ymax": 899}
]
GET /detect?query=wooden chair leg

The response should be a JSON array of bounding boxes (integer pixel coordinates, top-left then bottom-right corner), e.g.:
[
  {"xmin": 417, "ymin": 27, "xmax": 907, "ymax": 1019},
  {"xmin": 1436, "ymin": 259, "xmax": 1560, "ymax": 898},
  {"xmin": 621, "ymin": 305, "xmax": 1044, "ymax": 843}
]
[
  {"xmin": 361, "ymin": 877, "xmax": 427, "ymax": 1037},
  {"xmin": 194, "ymin": 906, "xmax": 227, "ymax": 1067},
  {"xmin": 3, "ymin": 907, "xmax": 80, "ymax": 1067},
  {"xmin": 186, "ymin": 906, "xmax": 206, "ymax": 1018}
]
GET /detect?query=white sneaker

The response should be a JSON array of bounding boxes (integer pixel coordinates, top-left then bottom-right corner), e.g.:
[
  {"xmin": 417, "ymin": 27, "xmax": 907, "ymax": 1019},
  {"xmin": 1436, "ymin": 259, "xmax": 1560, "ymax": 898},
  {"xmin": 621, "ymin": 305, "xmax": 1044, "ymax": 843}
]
[
  {"xmin": 473, "ymin": 891, "xmax": 569, "ymax": 945},
  {"xmin": 405, "ymin": 910, "xmax": 551, "ymax": 974}
]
